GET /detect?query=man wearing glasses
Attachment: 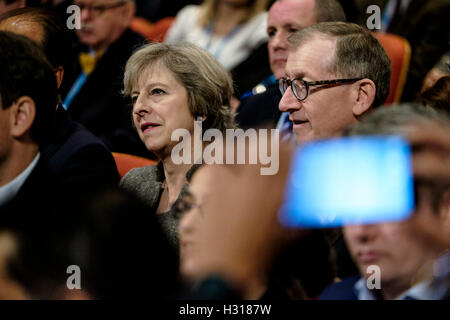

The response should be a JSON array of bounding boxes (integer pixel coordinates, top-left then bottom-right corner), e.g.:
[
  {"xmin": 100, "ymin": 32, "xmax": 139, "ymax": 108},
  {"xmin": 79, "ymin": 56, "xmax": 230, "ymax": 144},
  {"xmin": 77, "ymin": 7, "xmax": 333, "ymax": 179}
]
[
  {"xmin": 63, "ymin": 0, "xmax": 151, "ymax": 158},
  {"xmin": 279, "ymin": 21, "xmax": 391, "ymax": 145}
]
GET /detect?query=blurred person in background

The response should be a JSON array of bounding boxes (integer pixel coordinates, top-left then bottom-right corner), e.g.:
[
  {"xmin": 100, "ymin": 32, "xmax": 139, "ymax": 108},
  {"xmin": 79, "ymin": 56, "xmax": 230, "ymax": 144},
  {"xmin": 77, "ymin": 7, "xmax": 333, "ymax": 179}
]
[
  {"xmin": 235, "ymin": 0, "xmax": 346, "ymax": 130},
  {"xmin": 120, "ymin": 43, "xmax": 235, "ymax": 249},
  {"xmin": 0, "ymin": 7, "xmax": 120, "ymax": 189},
  {"xmin": 62, "ymin": 0, "xmax": 151, "ymax": 158},
  {"xmin": 341, "ymin": 0, "xmax": 450, "ymax": 102},
  {"xmin": 320, "ymin": 103, "xmax": 450, "ymax": 300},
  {"xmin": 165, "ymin": 0, "xmax": 272, "ymax": 100}
]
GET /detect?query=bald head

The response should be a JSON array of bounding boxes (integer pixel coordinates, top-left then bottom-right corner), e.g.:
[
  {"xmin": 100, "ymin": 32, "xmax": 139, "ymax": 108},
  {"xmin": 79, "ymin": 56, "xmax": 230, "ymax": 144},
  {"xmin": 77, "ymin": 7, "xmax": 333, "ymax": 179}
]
[
  {"xmin": 0, "ymin": 8, "xmax": 74, "ymax": 90},
  {"xmin": 267, "ymin": 0, "xmax": 346, "ymax": 79},
  {"xmin": 0, "ymin": 15, "xmax": 44, "ymax": 43}
]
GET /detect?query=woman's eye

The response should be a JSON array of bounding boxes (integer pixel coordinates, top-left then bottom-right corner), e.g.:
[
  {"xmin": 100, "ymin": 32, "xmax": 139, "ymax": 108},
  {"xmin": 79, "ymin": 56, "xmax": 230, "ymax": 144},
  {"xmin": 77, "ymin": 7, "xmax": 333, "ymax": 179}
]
[
  {"xmin": 131, "ymin": 96, "xmax": 138, "ymax": 105},
  {"xmin": 151, "ymin": 88, "xmax": 165, "ymax": 95}
]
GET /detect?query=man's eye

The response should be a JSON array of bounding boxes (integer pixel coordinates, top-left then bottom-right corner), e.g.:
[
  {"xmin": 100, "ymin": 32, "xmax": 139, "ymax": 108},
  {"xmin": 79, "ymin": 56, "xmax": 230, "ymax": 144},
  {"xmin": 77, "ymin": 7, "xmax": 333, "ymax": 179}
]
[
  {"xmin": 267, "ymin": 28, "xmax": 276, "ymax": 38},
  {"xmin": 289, "ymin": 28, "xmax": 299, "ymax": 34},
  {"xmin": 131, "ymin": 96, "xmax": 138, "ymax": 105}
]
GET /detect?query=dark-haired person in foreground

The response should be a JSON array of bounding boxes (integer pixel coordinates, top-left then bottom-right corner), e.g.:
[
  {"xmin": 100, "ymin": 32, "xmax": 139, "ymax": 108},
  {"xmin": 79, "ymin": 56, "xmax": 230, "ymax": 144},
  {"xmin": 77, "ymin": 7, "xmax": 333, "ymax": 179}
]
[{"xmin": 0, "ymin": 8, "xmax": 119, "ymax": 189}]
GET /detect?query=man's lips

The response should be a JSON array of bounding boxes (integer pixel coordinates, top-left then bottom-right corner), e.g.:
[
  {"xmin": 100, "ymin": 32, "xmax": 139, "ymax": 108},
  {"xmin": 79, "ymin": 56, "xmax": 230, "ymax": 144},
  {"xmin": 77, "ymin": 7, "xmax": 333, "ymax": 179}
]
[
  {"xmin": 290, "ymin": 117, "xmax": 309, "ymax": 127},
  {"xmin": 358, "ymin": 250, "xmax": 381, "ymax": 263},
  {"xmin": 141, "ymin": 122, "xmax": 161, "ymax": 132}
]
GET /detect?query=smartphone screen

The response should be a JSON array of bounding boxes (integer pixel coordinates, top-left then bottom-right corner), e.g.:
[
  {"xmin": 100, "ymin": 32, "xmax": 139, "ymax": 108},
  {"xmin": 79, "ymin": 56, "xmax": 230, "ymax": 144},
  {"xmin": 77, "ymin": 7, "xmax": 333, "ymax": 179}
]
[{"xmin": 279, "ymin": 136, "xmax": 415, "ymax": 228}]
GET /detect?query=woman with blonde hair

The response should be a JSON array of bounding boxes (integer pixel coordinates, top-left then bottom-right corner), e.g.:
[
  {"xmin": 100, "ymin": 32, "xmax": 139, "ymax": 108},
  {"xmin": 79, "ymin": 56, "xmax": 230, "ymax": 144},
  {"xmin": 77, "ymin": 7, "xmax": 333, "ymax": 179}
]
[
  {"xmin": 120, "ymin": 42, "xmax": 235, "ymax": 248},
  {"xmin": 165, "ymin": 0, "xmax": 271, "ymax": 98}
]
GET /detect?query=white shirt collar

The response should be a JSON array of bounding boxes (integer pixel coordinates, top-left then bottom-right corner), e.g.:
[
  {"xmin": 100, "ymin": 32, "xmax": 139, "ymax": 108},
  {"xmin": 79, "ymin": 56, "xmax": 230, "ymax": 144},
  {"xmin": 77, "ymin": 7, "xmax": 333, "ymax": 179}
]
[{"xmin": 0, "ymin": 153, "xmax": 40, "ymax": 207}]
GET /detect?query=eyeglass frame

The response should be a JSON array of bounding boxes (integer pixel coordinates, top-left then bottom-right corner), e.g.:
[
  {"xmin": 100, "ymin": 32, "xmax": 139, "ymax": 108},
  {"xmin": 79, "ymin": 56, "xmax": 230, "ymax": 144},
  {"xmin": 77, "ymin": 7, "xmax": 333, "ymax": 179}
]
[
  {"xmin": 278, "ymin": 77, "xmax": 364, "ymax": 101},
  {"xmin": 75, "ymin": 1, "xmax": 130, "ymax": 17}
]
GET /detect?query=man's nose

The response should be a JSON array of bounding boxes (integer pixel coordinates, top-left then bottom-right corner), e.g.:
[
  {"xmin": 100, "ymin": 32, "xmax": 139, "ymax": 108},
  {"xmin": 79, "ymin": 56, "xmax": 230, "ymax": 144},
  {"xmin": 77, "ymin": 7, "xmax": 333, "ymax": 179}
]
[
  {"xmin": 278, "ymin": 86, "xmax": 300, "ymax": 113},
  {"xmin": 270, "ymin": 31, "xmax": 287, "ymax": 50},
  {"xmin": 345, "ymin": 224, "xmax": 379, "ymax": 244}
]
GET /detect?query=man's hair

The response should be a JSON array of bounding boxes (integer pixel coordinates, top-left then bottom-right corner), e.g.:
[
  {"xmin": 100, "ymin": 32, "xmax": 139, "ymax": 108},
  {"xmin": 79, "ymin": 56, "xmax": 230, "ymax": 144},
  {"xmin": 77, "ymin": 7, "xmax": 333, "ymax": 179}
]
[
  {"xmin": 344, "ymin": 103, "xmax": 450, "ymax": 212},
  {"xmin": 315, "ymin": 0, "xmax": 346, "ymax": 22},
  {"xmin": 123, "ymin": 42, "xmax": 236, "ymax": 132},
  {"xmin": 288, "ymin": 22, "xmax": 391, "ymax": 108},
  {"xmin": 0, "ymin": 31, "xmax": 57, "ymax": 144},
  {"xmin": 416, "ymin": 76, "xmax": 450, "ymax": 115},
  {"xmin": 0, "ymin": 7, "xmax": 74, "ymax": 82}
]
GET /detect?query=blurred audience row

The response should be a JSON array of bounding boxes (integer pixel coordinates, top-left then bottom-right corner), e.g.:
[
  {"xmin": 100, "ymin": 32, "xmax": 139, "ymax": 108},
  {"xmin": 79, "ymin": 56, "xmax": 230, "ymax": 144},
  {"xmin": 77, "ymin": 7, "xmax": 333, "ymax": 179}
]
[{"xmin": 0, "ymin": 0, "xmax": 449, "ymax": 300}]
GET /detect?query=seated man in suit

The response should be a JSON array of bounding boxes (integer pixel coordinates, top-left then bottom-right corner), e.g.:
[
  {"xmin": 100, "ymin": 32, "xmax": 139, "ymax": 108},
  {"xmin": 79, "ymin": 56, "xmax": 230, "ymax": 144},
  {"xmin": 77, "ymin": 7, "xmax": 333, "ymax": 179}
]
[
  {"xmin": 320, "ymin": 104, "xmax": 450, "ymax": 300},
  {"xmin": 0, "ymin": 30, "xmax": 59, "ymax": 215},
  {"xmin": 62, "ymin": 0, "xmax": 152, "ymax": 158},
  {"xmin": 235, "ymin": 0, "xmax": 346, "ymax": 130},
  {"xmin": 278, "ymin": 22, "xmax": 390, "ymax": 145},
  {"xmin": 0, "ymin": 7, "xmax": 120, "ymax": 189}
]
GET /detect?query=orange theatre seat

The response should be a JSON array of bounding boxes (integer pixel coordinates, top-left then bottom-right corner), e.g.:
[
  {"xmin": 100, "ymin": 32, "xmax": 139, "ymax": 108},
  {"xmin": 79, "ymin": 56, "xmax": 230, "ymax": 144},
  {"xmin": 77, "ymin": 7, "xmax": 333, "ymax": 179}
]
[
  {"xmin": 112, "ymin": 152, "xmax": 156, "ymax": 178},
  {"xmin": 373, "ymin": 32, "xmax": 411, "ymax": 105},
  {"xmin": 129, "ymin": 17, "xmax": 175, "ymax": 42}
]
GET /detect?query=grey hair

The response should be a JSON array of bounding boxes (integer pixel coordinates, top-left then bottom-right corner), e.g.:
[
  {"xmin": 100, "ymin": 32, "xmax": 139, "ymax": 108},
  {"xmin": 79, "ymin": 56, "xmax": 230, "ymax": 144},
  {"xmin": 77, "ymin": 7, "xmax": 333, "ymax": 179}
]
[
  {"xmin": 288, "ymin": 22, "xmax": 391, "ymax": 108},
  {"xmin": 123, "ymin": 42, "xmax": 236, "ymax": 132}
]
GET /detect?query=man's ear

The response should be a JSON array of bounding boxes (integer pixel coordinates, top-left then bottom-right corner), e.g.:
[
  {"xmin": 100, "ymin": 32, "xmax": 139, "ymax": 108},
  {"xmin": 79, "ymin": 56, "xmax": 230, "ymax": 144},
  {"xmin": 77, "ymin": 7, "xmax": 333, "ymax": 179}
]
[
  {"xmin": 352, "ymin": 78, "xmax": 376, "ymax": 117},
  {"xmin": 9, "ymin": 96, "xmax": 36, "ymax": 139},
  {"xmin": 122, "ymin": 2, "xmax": 136, "ymax": 25},
  {"xmin": 54, "ymin": 66, "xmax": 64, "ymax": 90}
]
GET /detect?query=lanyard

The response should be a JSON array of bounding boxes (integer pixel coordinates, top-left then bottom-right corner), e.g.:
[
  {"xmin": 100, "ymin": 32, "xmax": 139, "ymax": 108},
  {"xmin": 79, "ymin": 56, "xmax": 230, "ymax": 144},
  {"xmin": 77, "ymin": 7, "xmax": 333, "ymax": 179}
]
[{"xmin": 204, "ymin": 22, "xmax": 240, "ymax": 60}]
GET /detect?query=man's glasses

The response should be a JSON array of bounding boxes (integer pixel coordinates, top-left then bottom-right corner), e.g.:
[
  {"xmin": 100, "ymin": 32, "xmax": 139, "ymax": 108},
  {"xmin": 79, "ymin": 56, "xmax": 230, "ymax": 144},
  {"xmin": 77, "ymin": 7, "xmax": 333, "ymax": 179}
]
[
  {"xmin": 278, "ymin": 77, "xmax": 363, "ymax": 101},
  {"xmin": 75, "ymin": 1, "xmax": 129, "ymax": 18}
]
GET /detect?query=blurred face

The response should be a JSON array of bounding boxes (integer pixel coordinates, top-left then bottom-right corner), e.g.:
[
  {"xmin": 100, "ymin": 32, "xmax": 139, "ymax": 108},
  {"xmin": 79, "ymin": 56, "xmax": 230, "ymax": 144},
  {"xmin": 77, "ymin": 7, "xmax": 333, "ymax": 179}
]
[
  {"xmin": 279, "ymin": 35, "xmax": 357, "ymax": 145},
  {"xmin": 74, "ymin": 0, "xmax": 134, "ymax": 50},
  {"xmin": 267, "ymin": 0, "xmax": 316, "ymax": 79},
  {"xmin": 131, "ymin": 63, "xmax": 195, "ymax": 158},
  {"xmin": 178, "ymin": 168, "xmax": 212, "ymax": 282},
  {"xmin": 344, "ymin": 195, "xmax": 445, "ymax": 295}
]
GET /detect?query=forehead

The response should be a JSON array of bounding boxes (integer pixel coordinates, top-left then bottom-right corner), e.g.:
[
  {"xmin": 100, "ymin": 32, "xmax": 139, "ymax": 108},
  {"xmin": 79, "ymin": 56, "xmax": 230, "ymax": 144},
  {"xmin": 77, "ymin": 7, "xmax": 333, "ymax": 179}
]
[
  {"xmin": 285, "ymin": 34, "xmax": 337, "ymax": 78},
  {"xmin": 0, "ymin": 19, "xmax": 44, "ymax": 45},
  {"xmin": 268, "ymin": 0, "xmax": 316, "ymax": 28},
  {"xmin": 135, "ymin": 61, "xmax": 183, "ymax": 90}
]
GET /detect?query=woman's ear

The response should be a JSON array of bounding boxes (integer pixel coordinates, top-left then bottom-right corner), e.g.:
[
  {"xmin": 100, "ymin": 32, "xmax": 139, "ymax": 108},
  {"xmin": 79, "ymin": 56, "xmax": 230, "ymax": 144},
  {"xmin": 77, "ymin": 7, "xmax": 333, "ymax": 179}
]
[
  {"xmin": 9, "ymin": 96, "xmax": 36, "ymax": 139},
  {"xmin": 352, "ymin": 78, "xmax": 376, "ymax": 117}
]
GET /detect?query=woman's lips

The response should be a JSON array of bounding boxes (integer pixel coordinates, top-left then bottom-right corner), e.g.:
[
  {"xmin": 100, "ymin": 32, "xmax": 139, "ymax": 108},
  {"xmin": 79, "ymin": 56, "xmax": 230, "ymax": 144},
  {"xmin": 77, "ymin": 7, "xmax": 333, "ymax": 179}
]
[{"xmin": 141, "ymin": 122, "xmax": 161, "ymax": 133}]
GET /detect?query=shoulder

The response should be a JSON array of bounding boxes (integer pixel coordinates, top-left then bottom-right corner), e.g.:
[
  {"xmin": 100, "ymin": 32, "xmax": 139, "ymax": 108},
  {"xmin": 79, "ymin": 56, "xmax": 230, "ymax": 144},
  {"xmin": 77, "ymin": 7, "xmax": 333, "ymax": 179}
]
[
  {"xmin": 120, "ymin": 165, "xmax": 158, "ymax": 186},
  {"xmin": 319, "ymin": 276, "xmax": 361, "ymax": 300}
]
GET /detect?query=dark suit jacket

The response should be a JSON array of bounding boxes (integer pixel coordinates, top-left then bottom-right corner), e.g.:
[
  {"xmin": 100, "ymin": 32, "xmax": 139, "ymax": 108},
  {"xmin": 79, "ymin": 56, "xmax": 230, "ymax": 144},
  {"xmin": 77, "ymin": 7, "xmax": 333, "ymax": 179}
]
[
  {"xmin": 235, "ymin": 84, "xmax": 282, "ymax": 129},
  {"xmin": 0, "ymin": 157, "xmax": 59, "ymax": 225},
  {"xmin": 319, "ymin": 276, "xmax": 360, "ymax": 300},
  {"xmin": 63, "ymin": 29, "xmax": 152, "ymax": 158},
  {"xmin": 41, "ymin": 107, "xmax": 119, "ymax": 189}
]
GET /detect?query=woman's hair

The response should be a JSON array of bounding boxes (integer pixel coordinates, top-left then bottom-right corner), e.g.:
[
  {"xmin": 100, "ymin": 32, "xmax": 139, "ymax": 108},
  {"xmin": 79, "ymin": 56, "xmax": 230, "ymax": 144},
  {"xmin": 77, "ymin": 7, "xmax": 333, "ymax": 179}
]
[
  {"xmin": 123, "ymin": 42, "xmax": 236, "ymax": 132},
  {"xmin": 198, "ymin": 0, "xmax": 270, "ymax": 27}
]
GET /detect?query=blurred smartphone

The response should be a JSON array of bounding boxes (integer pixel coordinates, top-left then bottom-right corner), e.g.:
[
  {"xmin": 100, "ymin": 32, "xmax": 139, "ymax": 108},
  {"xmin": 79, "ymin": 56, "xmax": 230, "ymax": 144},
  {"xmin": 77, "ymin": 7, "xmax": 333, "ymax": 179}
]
[{"xmin": 279, "ymin": 136, "xmax": 415, "ymax": 228}]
